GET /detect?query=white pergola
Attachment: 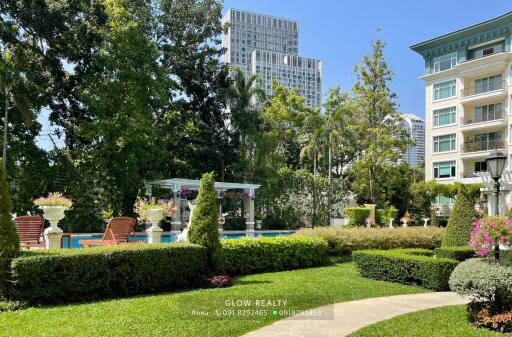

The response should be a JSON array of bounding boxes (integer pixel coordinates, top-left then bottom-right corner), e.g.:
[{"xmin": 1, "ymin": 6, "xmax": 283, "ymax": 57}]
[{"xmin": 145, "ymin": 178, "xmax": 260, "ymax": 231}]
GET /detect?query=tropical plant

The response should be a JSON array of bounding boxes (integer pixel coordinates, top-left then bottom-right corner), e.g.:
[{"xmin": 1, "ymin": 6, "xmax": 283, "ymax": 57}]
[{"xmin": 33, "ymin": 192, "xmax": 73, "ymax": 208}]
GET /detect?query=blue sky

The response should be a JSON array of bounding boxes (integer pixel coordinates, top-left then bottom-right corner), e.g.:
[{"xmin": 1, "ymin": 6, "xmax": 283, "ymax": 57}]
[
  {"xmin": 37, "ymin": 1, "xmax": 511, "ymax": 150},
  {"xmin": 224, "ymin": 0, "xmax": 511, "ymax": 117}
]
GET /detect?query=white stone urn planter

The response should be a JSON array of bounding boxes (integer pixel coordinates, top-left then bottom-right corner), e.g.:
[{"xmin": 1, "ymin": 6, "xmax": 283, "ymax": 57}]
[
  {"xmin": 41, "ymin": 206, "xmax": 68, "ymax": 249},
  {"xmin": 146, "ymin": 208, "xmax": 164, "ymax": 244}
]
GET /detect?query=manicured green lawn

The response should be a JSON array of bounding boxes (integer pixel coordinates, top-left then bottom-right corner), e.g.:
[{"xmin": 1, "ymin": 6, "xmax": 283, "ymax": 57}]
[
  {"xmin": 349, "ymin": 305, "xmax": 512, "ymax": 337},
  {"xmin": 0, "ymin": 263, "xmax": 425, "ymax": 337}
]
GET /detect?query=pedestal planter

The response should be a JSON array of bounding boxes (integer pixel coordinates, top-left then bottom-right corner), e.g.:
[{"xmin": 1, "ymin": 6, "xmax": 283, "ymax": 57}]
[
  {"xmin": 146, "ymin": 208, "xmax": 164, "ymax": 244},
  {"xmin": 41, "ymin": 206, "xmax": 68, "ymax": 249}
]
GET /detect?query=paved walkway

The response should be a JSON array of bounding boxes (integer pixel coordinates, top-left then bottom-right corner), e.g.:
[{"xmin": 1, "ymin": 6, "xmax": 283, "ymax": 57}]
[{"xmin": 243, "ymin": 292, "xmax": 468, "ymax": 337}]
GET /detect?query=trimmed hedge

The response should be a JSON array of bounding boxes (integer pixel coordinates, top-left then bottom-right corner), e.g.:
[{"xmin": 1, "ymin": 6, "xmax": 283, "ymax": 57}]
[
  {"xmin": 297, "ymin": 227, "xmax": 444, "ymax": 260},
  {"xmin": 344, "ymin": 207, "xmax": 371, "ymax": 227},
  {"xmin": 353, "ymin": 248, "xmax": 459, "ymax": 291},
  {"xmin": 217, "ymin": 236, "xmax": 329, "ymax": 275},
  {"xmin": 434, "ymin": 246, "xmax": 475, "ymax": 261},
  {"xmin": 10, "ymin": 243, "xmax": 207, "ymax": 304}
]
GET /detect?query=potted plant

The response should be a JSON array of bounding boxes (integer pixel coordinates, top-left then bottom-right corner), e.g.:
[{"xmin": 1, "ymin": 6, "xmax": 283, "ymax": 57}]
[
  {"xmin": 34, "ymin": 192, "xmax": 73, "ymax": 232},
  {"xmin": 134, "ymin": 197, "xmax": 175, "ymax": 230}
]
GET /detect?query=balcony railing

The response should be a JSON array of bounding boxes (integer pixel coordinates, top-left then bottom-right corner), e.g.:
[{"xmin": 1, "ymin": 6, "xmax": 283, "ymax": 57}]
[
  {"xmin": 461, "ymin": 80, "xmax": 505, "ymax": 97},
  {"xmin": 461, "ymin": 139, "xmax": 506, "ymax": 153},
  {"xmin": 461, "ymin": 109, "xmax": 503, "ymax": 125}
]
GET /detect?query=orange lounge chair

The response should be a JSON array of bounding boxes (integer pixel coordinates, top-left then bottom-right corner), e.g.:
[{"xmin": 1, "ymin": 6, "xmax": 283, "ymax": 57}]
[
  {"xmin": 14, "ymin": 215, "xmax": 46, "ymax": 249},
  {"xmin": 80, "ymin": 216, "xmax": 139, "ymax": 248}
]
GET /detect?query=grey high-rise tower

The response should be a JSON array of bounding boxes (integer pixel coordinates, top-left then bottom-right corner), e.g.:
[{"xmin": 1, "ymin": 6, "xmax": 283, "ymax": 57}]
[{"xmin": 222, "ymin": 9, "xmax": 322, "ymax": 108}]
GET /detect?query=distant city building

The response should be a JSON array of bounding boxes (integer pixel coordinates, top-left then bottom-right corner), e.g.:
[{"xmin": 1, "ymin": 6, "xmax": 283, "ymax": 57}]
[
  {"xmin": 401, "ymin": 113, "xmax": 425, "ymax": 167},
  {"xmin": 222, "ymin": 8, "xmax": 322, "ymax": 108}
]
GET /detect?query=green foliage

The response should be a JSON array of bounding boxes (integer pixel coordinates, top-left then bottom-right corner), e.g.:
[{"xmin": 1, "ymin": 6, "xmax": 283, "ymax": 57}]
[
  {"xmin": 353, "ymin": 249, "xmax": 459, "ymax": 291},
  {"xmin": 344, "ymin": 207, "xmax": 371, "ymax": 227},
  {"xmin": 297, "ymin": 227, "xmax": 444, "ymax": 258},
  {"xmin": 449, "ymin": 258, "xmax": 512, "ymax": 315},
  {"xmin": 434, "ymin": 246, "xmax": 475, "ymax": 261},
  {"xmin": 216, "ymin": 236, "xmax": 329, "ymax": 275},
  {"xmin": 443, "ymin": 187, "xmax": 477, "ymax": 247},
  {"xmin": 188, "ymin": 172, "xmax": 221, "ymax": 263},
  {"xmin": 9, "ymin": 244, "xmax": 207, "ymax": 304},
  {"xmin": 376, "ymin": 206, "xmax": 398, "ymax": 226},
  {"xmin": 0, "ymin": 160, "xmax": 19, "ymax": 295},
  {"xmin": 430, "ymin": 208, "xmax": 439, "ymax": 227}
]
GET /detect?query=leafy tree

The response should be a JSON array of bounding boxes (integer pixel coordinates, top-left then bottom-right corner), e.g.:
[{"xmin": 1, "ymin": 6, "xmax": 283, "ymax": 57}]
[
  {"xmin": 349, "ymin": 39, "xmax": 410, "ymax": 204},
  {"xmin": 442, "ymin": 186, "xmax": 477, "ymax": 247},
  {"xmin": 188, "ymin": 172, "xmax": 220, "ymax": 265},
  {"xmin": 0, "ymin": 159, "xmax": 19, "ymax": 295}
]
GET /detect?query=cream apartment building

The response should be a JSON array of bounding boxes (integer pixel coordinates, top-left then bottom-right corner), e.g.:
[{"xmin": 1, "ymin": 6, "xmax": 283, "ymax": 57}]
[{"xmin": 411, "ymin": 12, "xmax": 512, "ymax": 215}]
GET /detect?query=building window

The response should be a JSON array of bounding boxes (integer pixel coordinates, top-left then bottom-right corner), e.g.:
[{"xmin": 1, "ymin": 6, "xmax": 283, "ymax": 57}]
[
  {"xmin": 474, "ymin": 74, "xmax": 503, "ymax": 94},
  {"xmin": 433, "ymin": 106, "xmax": 456, "ymax": 126},
  {"xmin": 433, "ymin": 52, "xmax": 457, "ymax": 73},
  {"xmin": 433, "ymin": 134, "xmax": 456, "ymax": 153},
  {"xmin": 433, "ymin": 161, "xmax": 456, "ymax": 178},
  {"xmin": 474, "ymin": 103, "xmax": 503, "ymax": 123},
  {"xmin": 468, "ymin": 40, "xmax": 505, "ymax": 60},
  {"xmin": 474, "ymin": 161, "xmax": 487, "ymax": 172},
  {"xmin": 433, "ymin": 80, "xmax": 456, "ymax": 100},
  {"xmin": 434, "ymin": 195, "xmax": 455, "ymax": 205}
]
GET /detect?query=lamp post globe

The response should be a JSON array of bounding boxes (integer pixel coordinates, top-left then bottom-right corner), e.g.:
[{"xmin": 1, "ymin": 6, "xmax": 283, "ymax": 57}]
[{"xmin": 486, "ymin": 149, "xmax": 507, "ymax": 259}]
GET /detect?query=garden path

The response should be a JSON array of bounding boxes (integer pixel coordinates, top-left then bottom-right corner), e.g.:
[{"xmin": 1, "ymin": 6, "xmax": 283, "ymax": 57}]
[{"xmin": 243, "ymin": 292, "xmax": 468, "ymax": 337}]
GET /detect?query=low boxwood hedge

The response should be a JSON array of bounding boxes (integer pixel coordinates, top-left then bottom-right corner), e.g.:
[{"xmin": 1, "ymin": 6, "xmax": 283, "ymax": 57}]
[
  {"xmin": 353, "ymin": 248, "xmax": 459, "ymax": 291},
  {"xmin": 10, "ymin": 243, "xmax": 207, "ymax": 304},
  {"xmin": 434, "ymin": 246, "xmax": 475, "ymax": 261},
  {"xmin": 217, "ymin": 236, "xmax": 329, "ymax": 275},
  {"xmin": 297, "ymin": 227, "xmax": 444, "ymax": 260}
]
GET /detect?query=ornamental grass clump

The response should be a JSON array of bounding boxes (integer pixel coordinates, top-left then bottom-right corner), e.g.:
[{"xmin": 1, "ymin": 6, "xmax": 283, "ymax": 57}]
[
  {"xmin": 469, "ymin": 216, "xmax": 512, "ymax": 258},
  {"xmin": 33, "ymin": 192, "xmax": 72, "ymax": 208}
]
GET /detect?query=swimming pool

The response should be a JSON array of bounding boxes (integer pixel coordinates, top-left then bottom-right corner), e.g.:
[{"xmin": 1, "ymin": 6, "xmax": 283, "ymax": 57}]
[{"xmin": 64, "ymin": 231, "xmax": 294, "ymax": 248}]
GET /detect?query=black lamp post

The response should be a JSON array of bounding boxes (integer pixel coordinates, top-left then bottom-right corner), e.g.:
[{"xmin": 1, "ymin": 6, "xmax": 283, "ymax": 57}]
[{"xmin": 486, "ymin": 149, "xmax": 507, "ymax": 259}]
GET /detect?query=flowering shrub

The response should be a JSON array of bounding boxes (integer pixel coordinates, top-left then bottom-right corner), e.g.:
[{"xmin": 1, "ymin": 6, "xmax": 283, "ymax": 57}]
[
  {"xmin": 469, "ymin": 216, "xmax": 512, "ymax": 257},
  {"xmin": 34, "ymin": 192, "xmax": 73, "ymax": 208},
  {"xmin": 198, "ymin": 274, "xmax": 232, "ymax": 288},
  {"xmin": 474, "ymin": 309, "xmax": 512, "ymax": 332},
  {"xmin": 134, "ymin": 197, "xmax": 175, "ymax": 221},
  {"xmin": 241, "ymin": 191, "xmax": 252, "ymax": 200},
  {"xmin": 179, "ymin": 187, "xmax": 191, "ymax": 199}
]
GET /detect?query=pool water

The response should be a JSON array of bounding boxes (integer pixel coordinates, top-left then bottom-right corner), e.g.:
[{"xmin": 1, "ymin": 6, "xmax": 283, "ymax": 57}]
[{"xmin": 64, "ymin": 231, "xmax": 293, "ymax": 249}]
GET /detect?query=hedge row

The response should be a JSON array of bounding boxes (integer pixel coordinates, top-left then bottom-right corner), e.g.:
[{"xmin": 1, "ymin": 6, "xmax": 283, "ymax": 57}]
[
  {"xmin": 216, "ymin": 236, "xmax": 329, "ymax": 275},
  {"xmin": 9, "ymin": 236, "xmax": 329, "ymax": 304},
  {"xmin": 433, "ymin": 246, "xmax": 475, "ymax": 261},
  {"xmin": 10, "ymin": 243, "xmax": 207, "ymax": 304},
  {"xmin": 297, "ymin": 227, "xmax": 444, "ymax": 259},
  {"xmin": 353, "ymin": 248, "xmax": 459, "ymax": 291}
]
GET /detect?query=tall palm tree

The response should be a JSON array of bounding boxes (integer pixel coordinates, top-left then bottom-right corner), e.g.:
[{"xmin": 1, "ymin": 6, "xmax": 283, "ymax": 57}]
[{"xmin": 224, "ymin": 68, "xmax": 266, "ymax": 182}]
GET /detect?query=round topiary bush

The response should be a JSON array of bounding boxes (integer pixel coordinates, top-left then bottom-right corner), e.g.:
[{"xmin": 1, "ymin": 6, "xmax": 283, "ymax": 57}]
[
  {"xmin": 450, "ymin": 258, "xmax": 512, "ymax": 319},
  {"xmin": 442, "ymin": 187, "xmax": 476, "ymax": 247}
]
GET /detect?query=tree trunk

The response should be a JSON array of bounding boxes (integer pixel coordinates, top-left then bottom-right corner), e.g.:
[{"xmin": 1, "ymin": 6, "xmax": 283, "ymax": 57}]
[{"xmin": 327, "ymin": 133, "xmax": 332, "ymax": 225}]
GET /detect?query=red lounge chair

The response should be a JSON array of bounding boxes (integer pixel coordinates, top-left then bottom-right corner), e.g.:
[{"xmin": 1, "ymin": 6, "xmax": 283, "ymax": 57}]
[
  {"xmin": 80, "ymin": 217, "xmax": 139, "ymax": 248},
  {"xmin": 14, "ymin": 215, "xmax": 46, "ymax": 249}
]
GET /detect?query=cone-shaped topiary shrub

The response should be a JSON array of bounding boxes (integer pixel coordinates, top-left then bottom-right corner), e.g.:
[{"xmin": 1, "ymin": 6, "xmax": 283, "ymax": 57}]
[
  {"xmin": 442, "ymin": 186, "xmax": 476, "ymax": 247},
  {"xmin": 188, "ymin": 172, "xmax": 220, "ymax": 266},
  {"xmin": 0, "ymin": 159, "xmax": 20, "ymax": 295}
]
